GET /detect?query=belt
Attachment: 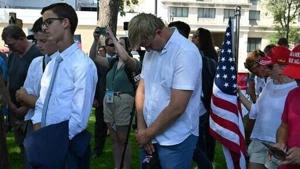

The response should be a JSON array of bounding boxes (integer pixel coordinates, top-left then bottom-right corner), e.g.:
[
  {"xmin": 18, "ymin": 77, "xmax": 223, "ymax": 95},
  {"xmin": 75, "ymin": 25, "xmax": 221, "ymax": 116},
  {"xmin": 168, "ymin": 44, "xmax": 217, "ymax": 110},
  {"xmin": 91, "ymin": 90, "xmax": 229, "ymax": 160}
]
[{"xmin": 113, "ymin": 91, "xmax": 124, "ymax": 96}]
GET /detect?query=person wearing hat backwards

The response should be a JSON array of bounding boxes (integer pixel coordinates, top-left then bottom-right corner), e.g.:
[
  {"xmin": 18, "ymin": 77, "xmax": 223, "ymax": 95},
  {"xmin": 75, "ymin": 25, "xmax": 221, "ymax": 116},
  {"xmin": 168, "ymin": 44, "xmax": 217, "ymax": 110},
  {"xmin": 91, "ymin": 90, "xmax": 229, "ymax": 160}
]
[
  {"xmin": 275, "ymin": 45, "xmax": 300, "ymax": 169},
  {"xmin": 239, "ymin": 46, "xmax": 297, "ymax": 169}
]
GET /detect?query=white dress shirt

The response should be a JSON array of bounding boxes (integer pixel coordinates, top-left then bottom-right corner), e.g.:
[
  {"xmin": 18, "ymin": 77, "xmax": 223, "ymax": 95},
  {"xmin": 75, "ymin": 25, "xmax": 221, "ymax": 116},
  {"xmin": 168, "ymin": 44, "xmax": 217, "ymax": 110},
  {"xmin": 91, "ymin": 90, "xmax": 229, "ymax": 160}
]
[
  {"xmin": 23, "ymin": 52, "xmax": 57, "ymax": 121},
  {"xmin": 31, "ymin": 43, "xmax": 98, "ymax": 139},
  {"xmin": 141, "ymin": 29, "xmax": 203, "ymax": 146}
]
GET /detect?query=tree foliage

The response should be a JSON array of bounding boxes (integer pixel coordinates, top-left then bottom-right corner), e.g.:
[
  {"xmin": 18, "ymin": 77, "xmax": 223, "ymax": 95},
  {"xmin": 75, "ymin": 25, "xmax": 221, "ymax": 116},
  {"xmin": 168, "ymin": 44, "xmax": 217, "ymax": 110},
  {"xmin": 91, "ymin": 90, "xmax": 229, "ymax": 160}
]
[
  {"xmin": 119, "ymin": 0, "xmax": 139, "ymax": 16},
  {"xmin": 266, "ymin": 0, "xmax": 300, "ymax": 44}
]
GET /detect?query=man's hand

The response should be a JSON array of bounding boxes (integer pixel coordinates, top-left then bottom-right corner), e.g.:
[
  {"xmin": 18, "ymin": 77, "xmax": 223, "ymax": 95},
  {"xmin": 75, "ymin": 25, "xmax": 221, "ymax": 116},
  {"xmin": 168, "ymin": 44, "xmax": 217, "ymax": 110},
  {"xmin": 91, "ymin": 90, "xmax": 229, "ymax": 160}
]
[
  {"xmin": 16, "ymin": 106, "xmax": 28, "ymax": 116},
  {"xmin": 273, "ymin": 142, "xmax": 287, "ymax": 151},
  {"xmin": 93, "ymin": 27, "xmax": 101, "ymax": 41},
  {"xmin": 143, "ymin": 143, "xmax": 155, "ymax": 155},
  {"xmin": 33, "ymin": 123, "xmax": 41, "ymax": 131},
  {"xmin": 136, "ymin": 128, "xmax": 152, "ymax": 148},
  {"xmin": 282, "ymin": 147, "xmax": 300, "ymax": 165},
  {"xmin": 16, "ymin": 87, "xmax": 28, "ymax": 103},
  {"xmin": 9, "ymin": 104, "xmax": 28, "ymax": 117}
]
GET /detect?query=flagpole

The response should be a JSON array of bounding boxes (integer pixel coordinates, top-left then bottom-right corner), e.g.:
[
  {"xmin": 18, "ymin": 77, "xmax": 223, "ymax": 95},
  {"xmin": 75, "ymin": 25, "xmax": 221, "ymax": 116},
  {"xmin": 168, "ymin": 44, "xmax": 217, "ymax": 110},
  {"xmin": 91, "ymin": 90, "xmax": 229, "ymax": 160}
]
[{"xmin": 234, "ymin": 6, "xmax": 241, "ymax": 67}]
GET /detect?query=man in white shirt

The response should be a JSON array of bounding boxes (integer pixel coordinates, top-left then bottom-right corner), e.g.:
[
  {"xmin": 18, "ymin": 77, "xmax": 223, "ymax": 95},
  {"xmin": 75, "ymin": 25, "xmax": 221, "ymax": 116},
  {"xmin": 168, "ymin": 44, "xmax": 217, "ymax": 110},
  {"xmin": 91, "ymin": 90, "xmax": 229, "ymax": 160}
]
[
  {"xmin": 128, "ymin": 13, "xmax": 203, "ymax": 169},
  {"xmin": 15, "ymin": 16, "xmax": 58, "ymax": 169},
  {"xmin": 30, "ymin": 3, "xmax": 97, "ymax": 168}
]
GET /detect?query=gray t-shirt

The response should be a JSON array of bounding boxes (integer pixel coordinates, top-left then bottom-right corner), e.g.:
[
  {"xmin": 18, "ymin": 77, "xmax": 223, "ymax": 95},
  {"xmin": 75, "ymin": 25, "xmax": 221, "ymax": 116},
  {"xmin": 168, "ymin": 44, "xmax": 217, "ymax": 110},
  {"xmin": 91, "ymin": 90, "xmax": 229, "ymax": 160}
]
[{"xmin": 8, "ymin": 44, "xmax": 42, "ymax": 107}]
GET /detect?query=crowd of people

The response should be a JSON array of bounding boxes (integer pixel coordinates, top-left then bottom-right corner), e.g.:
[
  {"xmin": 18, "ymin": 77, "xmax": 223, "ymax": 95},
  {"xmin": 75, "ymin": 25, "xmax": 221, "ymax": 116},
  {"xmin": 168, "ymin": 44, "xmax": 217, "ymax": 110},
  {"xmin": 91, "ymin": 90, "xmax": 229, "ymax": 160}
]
[{"xmin": 0, "ymin": 2, "xmax": 299, "ymax": 169}]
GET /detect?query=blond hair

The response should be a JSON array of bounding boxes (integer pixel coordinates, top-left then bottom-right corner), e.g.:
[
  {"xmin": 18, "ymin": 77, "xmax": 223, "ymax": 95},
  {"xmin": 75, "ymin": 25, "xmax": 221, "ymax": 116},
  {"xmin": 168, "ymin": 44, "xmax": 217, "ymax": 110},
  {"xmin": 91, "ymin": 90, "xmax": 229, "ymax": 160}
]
[{"xmin": 128, "ymin": 13, "xmax": 165, "ymax": 49}]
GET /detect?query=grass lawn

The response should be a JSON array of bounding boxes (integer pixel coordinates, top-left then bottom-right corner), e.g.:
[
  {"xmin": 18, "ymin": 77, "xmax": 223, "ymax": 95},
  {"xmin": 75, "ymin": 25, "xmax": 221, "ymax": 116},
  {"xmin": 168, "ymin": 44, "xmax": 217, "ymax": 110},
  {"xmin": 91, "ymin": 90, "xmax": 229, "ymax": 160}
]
[{"xmin": 6, "ymin": 111, "xmax": 226, "ymax": 169}]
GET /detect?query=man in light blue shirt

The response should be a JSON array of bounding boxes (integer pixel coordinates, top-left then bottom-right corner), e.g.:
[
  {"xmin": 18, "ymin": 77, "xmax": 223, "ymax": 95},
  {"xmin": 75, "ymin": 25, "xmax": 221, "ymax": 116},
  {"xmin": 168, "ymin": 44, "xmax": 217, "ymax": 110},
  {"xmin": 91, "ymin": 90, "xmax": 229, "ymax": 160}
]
[
  {"xmin": 16, "ymin": 17, "xmax": 58, "ymax": 126},
  {"xmin": 30, "ymin": 3, "xmax": 97, "ymax": 168},
  {"xmin": 128, "ymin": 13, "xmax": 203, "ymax": 169}
]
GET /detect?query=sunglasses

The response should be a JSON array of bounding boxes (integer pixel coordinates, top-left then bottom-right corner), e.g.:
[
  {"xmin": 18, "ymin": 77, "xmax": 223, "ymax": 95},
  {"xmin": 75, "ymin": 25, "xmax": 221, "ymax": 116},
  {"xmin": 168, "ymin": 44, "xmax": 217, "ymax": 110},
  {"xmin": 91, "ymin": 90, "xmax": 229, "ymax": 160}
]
[{"xmin": 106, "ymin": 43, "xmax": 115, "ymax": 47}]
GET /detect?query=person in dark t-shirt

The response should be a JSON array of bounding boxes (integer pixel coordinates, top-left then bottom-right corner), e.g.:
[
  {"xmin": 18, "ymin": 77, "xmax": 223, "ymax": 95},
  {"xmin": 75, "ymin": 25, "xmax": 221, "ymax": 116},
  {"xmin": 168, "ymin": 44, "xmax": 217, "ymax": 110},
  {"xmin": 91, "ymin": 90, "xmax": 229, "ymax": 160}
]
[{"xmin": 2, "ymin": 24, "xmax": 42, "ymax": 168}]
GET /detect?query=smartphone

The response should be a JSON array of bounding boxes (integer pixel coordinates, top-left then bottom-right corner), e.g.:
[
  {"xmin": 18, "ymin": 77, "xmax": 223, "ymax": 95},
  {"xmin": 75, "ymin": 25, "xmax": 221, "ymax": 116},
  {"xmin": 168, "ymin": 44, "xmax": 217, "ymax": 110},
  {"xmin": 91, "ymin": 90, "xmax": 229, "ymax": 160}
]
[{"xmin": 262, "ymin": 142, "xmax": 287, "ymax": 161}]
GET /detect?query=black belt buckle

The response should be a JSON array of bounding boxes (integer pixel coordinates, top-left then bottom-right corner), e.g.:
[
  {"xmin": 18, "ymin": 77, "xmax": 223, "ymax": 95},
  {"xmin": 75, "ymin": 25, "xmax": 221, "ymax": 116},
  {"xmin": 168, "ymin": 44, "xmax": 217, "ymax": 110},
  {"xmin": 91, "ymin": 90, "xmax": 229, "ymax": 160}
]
[{"xmin": 114, "ymin": 92, "xmax": 122, "ymax": 96}]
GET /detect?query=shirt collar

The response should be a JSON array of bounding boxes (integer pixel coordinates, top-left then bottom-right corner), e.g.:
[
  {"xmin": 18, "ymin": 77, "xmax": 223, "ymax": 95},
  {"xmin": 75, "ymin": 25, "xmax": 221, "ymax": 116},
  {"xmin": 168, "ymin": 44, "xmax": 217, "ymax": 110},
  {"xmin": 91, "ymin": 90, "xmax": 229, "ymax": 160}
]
[
  {"xmin": 59, "ymin": 42, "xmax": 79, "ymax": 59},
  {"xmin": 161, "ymin": 27, "xmax": 177, "ymax": 54}
]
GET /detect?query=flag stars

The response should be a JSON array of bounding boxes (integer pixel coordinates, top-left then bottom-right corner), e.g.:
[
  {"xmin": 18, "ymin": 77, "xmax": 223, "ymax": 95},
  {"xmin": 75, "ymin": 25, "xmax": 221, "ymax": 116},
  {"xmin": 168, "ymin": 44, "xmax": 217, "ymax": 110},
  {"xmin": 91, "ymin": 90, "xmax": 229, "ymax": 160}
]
[
  {"xmin": 233, "ymin": 84, "xmax": 237, "ymax": 88},
  {"xmin": 224, "ymin": 83, "xmax": 229, "ymax": 87},
  {"xmin": 221, "ymin": 49, "xmax": 224, "ymax": 53},
  {"xmin": 221, "ymin": 57, "xmax": 226, "ymax": 62},
  {"xmin": 231, "ymin": 75, "xmax": 236, "ymax": 80},
  {"xmin": 223, "ymin": 74, "xmax": 228, "ymax": 79},
  {"xmin": 230, "ymin": 66, "xmax": 235, "ymax": 71},
  {"xmin": 226, "ymin": 32, "xmax": 230, "ymax": 37},
  {"xmin": 228, "ymin": 57, "xmax": 233, "ymax": 62},
  {"xmin": 216, "ymin": 74, "xmax": 220, "ymax": 78},
  {"xmin": 227, "ymin": 49, "xmax": 232, "ymax": 53},
  {"xmin": 222, "ymin": 66, "xmax": 227, "ymax": 70},
  {"xmin": 226, "ymin": 40, "xmax": 231, "ymax": 45}
]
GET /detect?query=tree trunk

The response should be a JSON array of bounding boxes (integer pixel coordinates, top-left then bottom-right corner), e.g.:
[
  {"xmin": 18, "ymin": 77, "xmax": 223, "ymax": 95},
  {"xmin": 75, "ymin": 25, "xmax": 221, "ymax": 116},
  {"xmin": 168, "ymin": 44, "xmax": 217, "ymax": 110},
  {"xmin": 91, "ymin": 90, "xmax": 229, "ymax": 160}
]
[
  {"xmin": 98, "ymin": 0, "xmax": 120, "ymax": 35},
  {"xmin": 0, "ymin": 113, "xmax": 10, "ymax": 169},
  {"xmin": 286, "ymin": 1, "xmax": 292, "ymax": 42}
]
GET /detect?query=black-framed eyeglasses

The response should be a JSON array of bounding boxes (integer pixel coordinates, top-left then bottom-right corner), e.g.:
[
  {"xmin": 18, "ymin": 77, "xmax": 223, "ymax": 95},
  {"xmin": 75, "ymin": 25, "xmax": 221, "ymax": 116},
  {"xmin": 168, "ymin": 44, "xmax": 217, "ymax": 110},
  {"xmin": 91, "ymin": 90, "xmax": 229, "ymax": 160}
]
[{"xmin": 42, "ymin": 17, "xmax": 64, "ymax": 28}]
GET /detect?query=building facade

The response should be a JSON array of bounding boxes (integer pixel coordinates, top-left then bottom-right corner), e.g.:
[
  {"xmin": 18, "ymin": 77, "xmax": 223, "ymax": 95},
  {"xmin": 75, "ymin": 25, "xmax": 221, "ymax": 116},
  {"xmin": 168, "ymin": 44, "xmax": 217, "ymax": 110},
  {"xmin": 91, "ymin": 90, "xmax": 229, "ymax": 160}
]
[{"xmin": 0, "ymin": 0, "xmax": 299, "ymax": 72}]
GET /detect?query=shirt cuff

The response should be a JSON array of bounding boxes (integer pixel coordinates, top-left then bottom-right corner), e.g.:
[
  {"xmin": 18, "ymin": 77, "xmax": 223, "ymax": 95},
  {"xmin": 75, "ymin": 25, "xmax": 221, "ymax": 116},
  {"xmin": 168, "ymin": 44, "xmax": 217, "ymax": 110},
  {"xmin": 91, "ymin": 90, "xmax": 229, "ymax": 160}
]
[{"xmin": 31, "ymin": 113, "xmax": 42, "ymax": 124}]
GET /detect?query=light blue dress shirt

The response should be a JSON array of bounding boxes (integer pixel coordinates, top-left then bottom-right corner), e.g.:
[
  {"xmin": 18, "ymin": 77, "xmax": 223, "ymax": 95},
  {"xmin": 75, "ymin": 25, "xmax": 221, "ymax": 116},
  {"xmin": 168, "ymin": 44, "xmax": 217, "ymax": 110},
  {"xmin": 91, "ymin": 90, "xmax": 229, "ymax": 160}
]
[
  {"xmin": 23, "ymin": 52, "xmax": 58, "ymax": 121},
  {"xmin": 31, "ymin": 43, "xmax": 98, "ymax": 139}
]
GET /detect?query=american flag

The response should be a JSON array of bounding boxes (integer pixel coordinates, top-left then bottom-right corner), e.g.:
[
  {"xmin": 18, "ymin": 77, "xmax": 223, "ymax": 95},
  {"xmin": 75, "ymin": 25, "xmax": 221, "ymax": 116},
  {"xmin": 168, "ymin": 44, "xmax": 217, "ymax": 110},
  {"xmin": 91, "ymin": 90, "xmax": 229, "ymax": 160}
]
[{"xmin": 209, "ymin": 19, "xmax": 246, "ymax": 169}]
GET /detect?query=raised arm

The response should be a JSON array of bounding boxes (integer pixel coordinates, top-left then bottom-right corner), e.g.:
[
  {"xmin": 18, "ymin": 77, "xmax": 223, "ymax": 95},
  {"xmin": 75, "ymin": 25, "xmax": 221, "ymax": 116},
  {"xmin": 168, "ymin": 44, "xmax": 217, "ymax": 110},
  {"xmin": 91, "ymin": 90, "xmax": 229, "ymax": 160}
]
[{"xmin": 107, "ymin": 27, "xmax": 137, "ymax": 72}]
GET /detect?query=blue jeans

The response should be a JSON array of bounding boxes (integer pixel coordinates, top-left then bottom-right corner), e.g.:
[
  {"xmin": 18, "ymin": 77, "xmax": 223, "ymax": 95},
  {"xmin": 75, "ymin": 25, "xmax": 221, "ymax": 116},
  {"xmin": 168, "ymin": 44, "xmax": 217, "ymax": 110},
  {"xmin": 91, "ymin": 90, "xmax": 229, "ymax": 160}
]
[{"xmin": 141, "ymin": 134, "xmax": 198, "ymax": 169}]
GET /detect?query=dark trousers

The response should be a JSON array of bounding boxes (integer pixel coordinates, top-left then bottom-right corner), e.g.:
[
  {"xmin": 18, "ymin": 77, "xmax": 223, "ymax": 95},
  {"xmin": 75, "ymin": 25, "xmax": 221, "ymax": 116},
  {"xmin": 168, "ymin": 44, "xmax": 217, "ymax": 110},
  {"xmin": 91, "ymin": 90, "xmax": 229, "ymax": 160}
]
[
  {"xmin": 0, "ymin": 112, "xmax": 9, "ymax": 169},
  {"xmin": 193, "ymin": 113, "xmax": 216, "ymax": 169},
  {"xmin": 66, "ymin": 145, "xmax": 90, "ymax": 169},
  {"xmin": 66, "ymin": 130, "xmax": 91, "ymax": 169},
  {"xmin": 94, "ymin": 99, "xmax": 107, "ymax": 155}
]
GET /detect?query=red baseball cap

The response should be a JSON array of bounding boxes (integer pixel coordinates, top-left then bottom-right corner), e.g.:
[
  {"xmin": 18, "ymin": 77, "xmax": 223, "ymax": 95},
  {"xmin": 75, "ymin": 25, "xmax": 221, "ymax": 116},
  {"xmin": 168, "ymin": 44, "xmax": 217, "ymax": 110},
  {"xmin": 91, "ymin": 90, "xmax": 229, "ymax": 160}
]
[
  {"xmin": 283, "ymin": 45, "xmax": 300, "ymax": 79},
  {"xmin": 266, "ymin": 46, "xmax": 291, "ymax": 65}
]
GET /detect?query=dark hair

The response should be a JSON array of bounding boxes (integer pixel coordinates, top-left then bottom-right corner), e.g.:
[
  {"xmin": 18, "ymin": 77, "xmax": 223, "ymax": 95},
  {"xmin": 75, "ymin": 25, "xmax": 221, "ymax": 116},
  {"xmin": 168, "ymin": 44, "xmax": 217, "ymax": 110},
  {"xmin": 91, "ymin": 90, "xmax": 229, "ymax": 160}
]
[
  {"xmin": 98, "ymin": 46, "xmax": 106, "ymax": 52},
  {"xmin": 263, "ymin": 44, "xmax": 276, "ymax": 55},
  {"xmin": 1, "ymin": 24, "xmax": 26, "ymax": 41},
  {"xmin": 277, "ymin": 37, "xmax": 289, "ymax": 47},
  {"xmin": 194, "ymin": 27, "xmax": 218, "ymax": 61},
  {"xmin": 31, "ymin": 17, "xmax": 43, "ymax": 33},
  {"xmin": 105, "ymin": 37, "xmax": 112, "ymax": 46},
  {"xmin": 41, "ymin": 3, "xmax": 78, "ymax": 34},
  {"xmin": 168, "ymin": 21, "xmax": 190, "ymax": 38}
]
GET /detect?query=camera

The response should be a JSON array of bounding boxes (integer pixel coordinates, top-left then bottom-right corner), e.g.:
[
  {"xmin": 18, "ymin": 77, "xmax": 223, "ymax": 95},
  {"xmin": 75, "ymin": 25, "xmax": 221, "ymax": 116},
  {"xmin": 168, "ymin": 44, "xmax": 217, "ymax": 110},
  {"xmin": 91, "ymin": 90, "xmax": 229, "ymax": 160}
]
[
  {"xmin": 9, "ymin": 12, "xmax": 16, "ymax": 24},
  {"xmin": 94, "ymin": 26, "xmax": 106, "ymax": 35}
]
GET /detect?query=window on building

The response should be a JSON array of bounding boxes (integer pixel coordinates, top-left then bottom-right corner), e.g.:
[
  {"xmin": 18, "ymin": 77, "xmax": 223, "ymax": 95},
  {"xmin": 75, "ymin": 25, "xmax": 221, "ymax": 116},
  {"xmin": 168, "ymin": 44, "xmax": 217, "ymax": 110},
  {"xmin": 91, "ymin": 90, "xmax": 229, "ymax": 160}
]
[
  {"xmin": 247, "ymin": 38, "xmax": 261, "ymax": 52},
  {"xmin": 80, "ymin": 7, "xmax": 97, "ymax": 11},
  {"xmin": 249, "ymin": 10, "xmax": 260, "ymax": 20},
  {"xmin": 250, "ymin": 0, "xmax": 260, "ymax": 5},
  {"xmin": 198, "ymin": 8, "xmax": 216, "ymax": 18},
  {"xmin": 170, "ymin": 7, "xmax": 189, "ymax": 17},
  {"xmin": 224, "ymin": 9, "xmax": 235, "ymax": 19}
]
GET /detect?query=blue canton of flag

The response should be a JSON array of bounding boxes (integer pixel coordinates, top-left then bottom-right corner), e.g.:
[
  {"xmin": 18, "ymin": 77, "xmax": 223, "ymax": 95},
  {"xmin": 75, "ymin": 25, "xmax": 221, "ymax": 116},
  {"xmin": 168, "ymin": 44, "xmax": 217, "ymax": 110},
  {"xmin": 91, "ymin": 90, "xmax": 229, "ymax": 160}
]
[{"xmin": 215, "ymin": 19, "xmax": 237, "ymax": 95}]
